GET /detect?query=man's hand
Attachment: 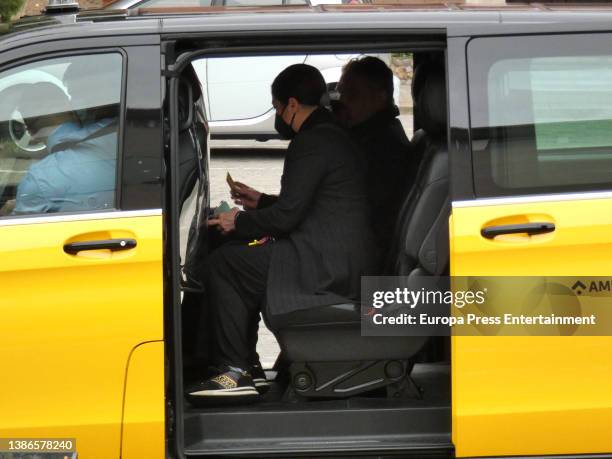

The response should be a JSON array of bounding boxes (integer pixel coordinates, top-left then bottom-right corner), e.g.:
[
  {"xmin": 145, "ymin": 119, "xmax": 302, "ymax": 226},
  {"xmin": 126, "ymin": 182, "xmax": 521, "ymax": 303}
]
[
  {"xmin": 208, "ymin": 208, "xmax": 240, "ymax": 234},
  {"xmin": 230, "ymin": 181, "xmax": 262, "ymax": 210}
]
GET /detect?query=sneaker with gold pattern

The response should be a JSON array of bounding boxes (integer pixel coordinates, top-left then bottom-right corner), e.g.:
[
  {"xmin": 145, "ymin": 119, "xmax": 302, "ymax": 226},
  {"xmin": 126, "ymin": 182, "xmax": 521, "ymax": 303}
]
[{"xmin": 186, "ymin": 366, "xmax": 259, "ymax": 401}]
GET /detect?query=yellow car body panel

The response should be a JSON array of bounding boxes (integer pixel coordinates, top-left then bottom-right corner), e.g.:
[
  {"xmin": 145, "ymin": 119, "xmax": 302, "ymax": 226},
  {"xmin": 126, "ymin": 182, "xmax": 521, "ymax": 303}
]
[
  {"xmin": 0, "ymin": 213, "xmax": 163, "ymax": 459},
  {"xmin": 121, "ymin": 340, "xmax": 165, "ymax": 459},
  {"xmin": 450, "ymin": 198, "xmax": 612, "ymax": 457}
]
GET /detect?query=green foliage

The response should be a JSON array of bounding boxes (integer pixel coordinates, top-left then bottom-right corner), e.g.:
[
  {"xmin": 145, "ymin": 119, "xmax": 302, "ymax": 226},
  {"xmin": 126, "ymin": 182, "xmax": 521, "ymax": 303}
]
[
  {"xmin": 0, "ymin": 0, "xmax": 25, "ymax": 23},
  {"xmin": 392, "ymin": 52, "xmax": 412, "ymax": 59}
]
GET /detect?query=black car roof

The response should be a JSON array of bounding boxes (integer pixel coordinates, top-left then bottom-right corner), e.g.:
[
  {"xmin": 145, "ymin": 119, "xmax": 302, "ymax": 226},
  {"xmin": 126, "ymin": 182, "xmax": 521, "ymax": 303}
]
[{"xmin": 4, "ymin": 3, "xmax": 612, "ymax": 52}]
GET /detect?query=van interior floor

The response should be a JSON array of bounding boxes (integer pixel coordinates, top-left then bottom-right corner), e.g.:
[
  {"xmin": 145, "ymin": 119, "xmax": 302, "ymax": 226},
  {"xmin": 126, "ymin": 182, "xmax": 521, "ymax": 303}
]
[{"xmin": 183, "ymin": 362, "xmax": 452, "ymax": 457}]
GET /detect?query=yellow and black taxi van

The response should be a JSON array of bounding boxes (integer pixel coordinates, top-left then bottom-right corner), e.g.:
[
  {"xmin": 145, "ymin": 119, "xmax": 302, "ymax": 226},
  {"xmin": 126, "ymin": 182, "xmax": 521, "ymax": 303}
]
[{"xmin": 1, "ymin": 2, "xmax": 611, "ymax": 458}]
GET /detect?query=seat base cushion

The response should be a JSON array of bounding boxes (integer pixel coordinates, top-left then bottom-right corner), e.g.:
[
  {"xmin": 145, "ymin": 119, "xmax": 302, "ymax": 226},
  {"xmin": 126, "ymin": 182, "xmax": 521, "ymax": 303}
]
[{"xmin": 269, "ymin": 303, "xmax": 428, "ymax": 362}]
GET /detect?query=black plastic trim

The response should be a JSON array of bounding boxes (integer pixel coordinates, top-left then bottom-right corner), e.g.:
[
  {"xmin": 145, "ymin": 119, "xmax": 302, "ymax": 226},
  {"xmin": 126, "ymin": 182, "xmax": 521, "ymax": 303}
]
[
  {"xmin": 63, "ymin": 238, "xmax": 136, "ymax": 254},
  {"xmin": 166, "ymin": 68, "xmax": 187, "ymax": 459},
  {"xmin": 447, "ymin": 36, "xmax": 474, "ymax": 202},
  {"xmin": 185, "ymin": 446, "xmax": 453, "ymax": 458},
  {"xmin": 167, "ymin": 35, "xmax": 446, "ymax": 76},
  {"xmin": 120, "ymin": 44, "xmax": 164, "ymax": 211},
  {"xmin": 481, "ymin": 222, "xmax": 555, "ymax": 239}
]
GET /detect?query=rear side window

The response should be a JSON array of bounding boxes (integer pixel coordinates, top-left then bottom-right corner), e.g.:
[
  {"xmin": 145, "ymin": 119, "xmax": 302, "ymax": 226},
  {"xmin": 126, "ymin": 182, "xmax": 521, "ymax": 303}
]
[
  {"xmin": 0, "ymin": 53, "xmax": 122, "ymax": 217},
  {"xmin": 468, "ymin": 34, "xmax": 612, "ymax": 197}
]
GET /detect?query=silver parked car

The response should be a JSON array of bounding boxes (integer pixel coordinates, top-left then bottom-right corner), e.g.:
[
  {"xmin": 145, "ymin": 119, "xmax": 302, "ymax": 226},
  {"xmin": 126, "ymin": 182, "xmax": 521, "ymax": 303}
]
[{"xmin": 107, "ymin": 0, "xmax": 400, "ymax": 140}]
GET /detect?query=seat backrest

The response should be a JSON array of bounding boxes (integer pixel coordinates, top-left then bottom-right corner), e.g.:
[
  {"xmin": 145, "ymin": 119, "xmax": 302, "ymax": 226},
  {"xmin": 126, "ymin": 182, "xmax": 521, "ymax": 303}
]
[
  {"xmin": 387, "ymin": 63, "xmax": 450, "ymax": 276},
  {"xmin": 178, "ymin": 68, "xmax": 210, "ymax": 288}
]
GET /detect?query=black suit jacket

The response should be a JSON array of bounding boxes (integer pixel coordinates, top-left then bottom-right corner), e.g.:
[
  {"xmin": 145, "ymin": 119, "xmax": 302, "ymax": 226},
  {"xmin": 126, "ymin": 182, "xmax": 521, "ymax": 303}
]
[
  {"xmin": 350, "ymin": 105, "xmax": 420, "ymax": 262},
  {"xmin": 234, "ymin": 108, "xmax": 377, "ymax": 316}
]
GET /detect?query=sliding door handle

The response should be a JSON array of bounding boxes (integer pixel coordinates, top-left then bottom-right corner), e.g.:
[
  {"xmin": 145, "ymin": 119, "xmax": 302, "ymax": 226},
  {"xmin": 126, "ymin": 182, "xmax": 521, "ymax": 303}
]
[
  {"xmin": 64, "ymin": 238, "xmax": 137, "ymax": 254},
  {"xmin": 481, "ymin": 222, "xmax": 555, "ymax": 239}
]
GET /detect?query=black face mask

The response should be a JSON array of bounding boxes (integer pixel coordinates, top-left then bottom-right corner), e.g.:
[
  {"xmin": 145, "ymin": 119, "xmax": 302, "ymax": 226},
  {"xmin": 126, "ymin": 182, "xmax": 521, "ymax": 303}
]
[{"xmin": 275, "ymin": 106, "xmax": 296, "ymax": 140}]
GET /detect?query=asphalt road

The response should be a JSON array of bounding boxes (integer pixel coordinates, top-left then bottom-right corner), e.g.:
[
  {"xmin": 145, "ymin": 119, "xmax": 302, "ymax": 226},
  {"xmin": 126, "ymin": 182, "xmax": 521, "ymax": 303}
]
[{"xmin": 208, "ymin": 113, "xmax": 413, "ymax": 367}]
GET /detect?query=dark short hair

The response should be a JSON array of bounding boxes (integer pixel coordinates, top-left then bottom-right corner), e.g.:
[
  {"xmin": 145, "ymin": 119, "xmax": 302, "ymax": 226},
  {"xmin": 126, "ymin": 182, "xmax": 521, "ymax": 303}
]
[
  {"xmin": 271, "ymin": 63, "xmax": 326, "ymax": 106},
  {"xmin": 342, "ymin": 56, "xmax": 394, "ymax": 102}
]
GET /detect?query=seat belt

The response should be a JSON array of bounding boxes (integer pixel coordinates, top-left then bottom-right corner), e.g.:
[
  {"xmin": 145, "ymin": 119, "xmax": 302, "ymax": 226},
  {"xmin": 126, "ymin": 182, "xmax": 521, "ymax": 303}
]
[{"xmin": 49, "ymin": 121, "xmax": 118, "ymax": 154}]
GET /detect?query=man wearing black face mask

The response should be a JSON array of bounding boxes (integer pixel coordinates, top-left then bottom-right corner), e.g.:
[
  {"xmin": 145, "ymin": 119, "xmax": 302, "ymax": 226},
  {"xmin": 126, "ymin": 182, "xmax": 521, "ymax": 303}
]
[{"xmin": 186, "ymin": 64, "xmax": 376, "ymax": 402}]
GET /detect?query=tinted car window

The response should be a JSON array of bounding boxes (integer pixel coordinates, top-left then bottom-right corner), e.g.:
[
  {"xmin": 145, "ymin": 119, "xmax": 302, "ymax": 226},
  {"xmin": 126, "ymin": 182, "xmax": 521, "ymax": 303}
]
[
  {"xmin": 469, "ymin": 34, "xmax": 612, "ymax": 197},
  {"xmin": 0, "ymin": 53, "xmax": 122, "ymax": 216}
]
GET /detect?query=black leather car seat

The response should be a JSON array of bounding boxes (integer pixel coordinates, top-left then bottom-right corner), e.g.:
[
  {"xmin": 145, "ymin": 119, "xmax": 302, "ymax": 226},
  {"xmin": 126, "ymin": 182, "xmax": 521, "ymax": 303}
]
[
  {"xmin": 387, "ymin": 61, "xmax": 450, "ymax": 277},
  {"xmin": 268, "ymin": 63, "xmax": 450, "ymax": 400}
]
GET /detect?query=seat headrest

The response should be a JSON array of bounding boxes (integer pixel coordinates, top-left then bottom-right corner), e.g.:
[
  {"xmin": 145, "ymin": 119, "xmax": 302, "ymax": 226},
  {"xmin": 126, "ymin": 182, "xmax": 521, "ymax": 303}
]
[{"xmin": 413, "ymin": 63, "xmax": 447, "ymax": 138}]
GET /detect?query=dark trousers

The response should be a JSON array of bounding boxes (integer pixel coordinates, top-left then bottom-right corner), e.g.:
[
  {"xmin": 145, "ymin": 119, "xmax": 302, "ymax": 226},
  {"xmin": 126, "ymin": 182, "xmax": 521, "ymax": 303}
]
[{"xmin": 206, "ymin": 241, "xmax": 272, "ymax": 370}]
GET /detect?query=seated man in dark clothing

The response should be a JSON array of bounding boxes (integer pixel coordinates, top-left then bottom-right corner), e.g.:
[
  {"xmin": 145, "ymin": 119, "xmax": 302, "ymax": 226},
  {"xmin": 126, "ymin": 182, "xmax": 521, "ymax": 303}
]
[
  {"xmin": 186, "ymin": 64, "xmax": 377, "ymax": 402},
  {"xmin": 335, "ymin": 56, "xmax": 420, "ymax": 264}
]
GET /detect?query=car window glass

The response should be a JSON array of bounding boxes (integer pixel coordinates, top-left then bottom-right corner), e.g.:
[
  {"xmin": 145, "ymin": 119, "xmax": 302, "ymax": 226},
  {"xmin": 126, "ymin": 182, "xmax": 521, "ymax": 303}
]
[
  {"xmin": 529, "ymin": 58, "xmax": 612, "ymax": 151},
  {"xmin": 201, "ymin": 55, "xmax": 306, "ymax": 121},
  {"xmin": 469, "ymin": 35, "xmax": 612, "ymax": 197},
  {"xmin": 0, "ymin": 53, "xmax": 122, "ymax": 217}
]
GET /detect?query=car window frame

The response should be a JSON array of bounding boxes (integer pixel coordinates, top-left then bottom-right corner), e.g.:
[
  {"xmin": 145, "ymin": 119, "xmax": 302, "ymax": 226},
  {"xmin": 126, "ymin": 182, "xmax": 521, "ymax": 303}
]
[{"xmin": 0, "ymin": 47, "xmax": 128, "ymax": 220}]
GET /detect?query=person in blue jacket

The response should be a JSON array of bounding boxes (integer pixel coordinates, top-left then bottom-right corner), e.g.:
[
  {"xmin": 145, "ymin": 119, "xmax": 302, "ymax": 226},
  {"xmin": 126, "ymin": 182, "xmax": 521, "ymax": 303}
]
[{"xmin": 14, "ymin": 82, "xmax": 118, "ymax": 214}]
